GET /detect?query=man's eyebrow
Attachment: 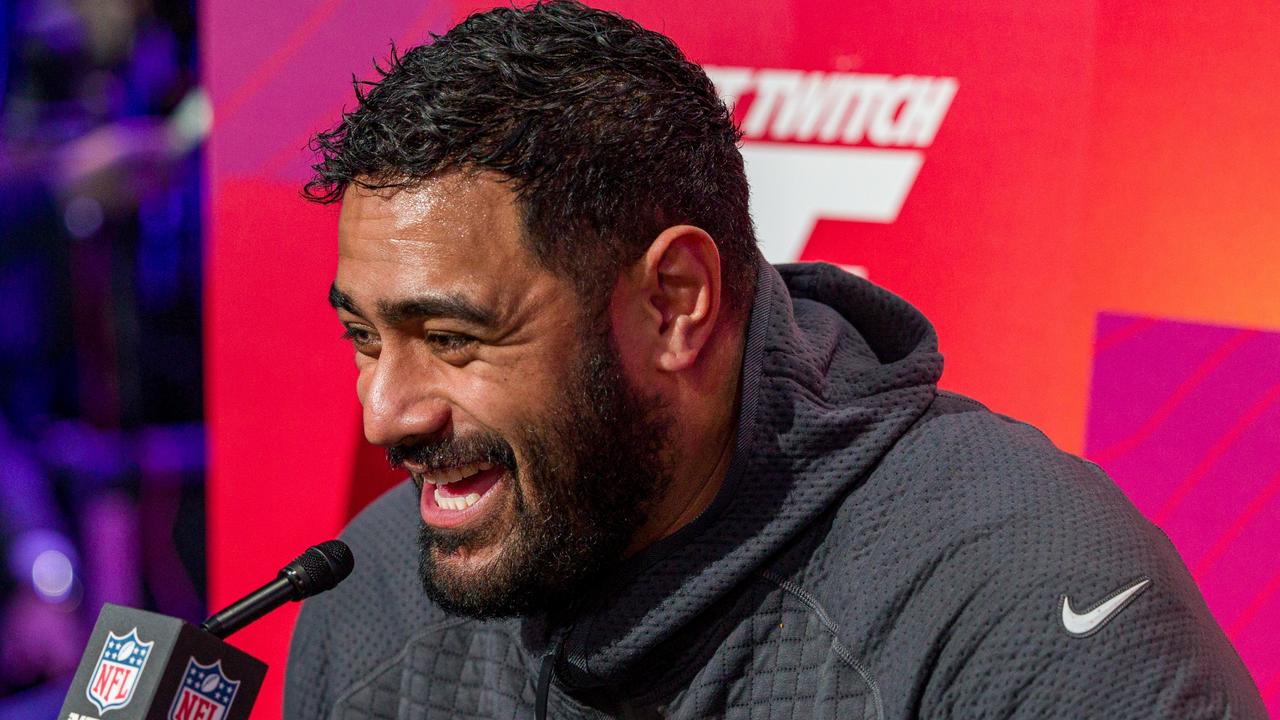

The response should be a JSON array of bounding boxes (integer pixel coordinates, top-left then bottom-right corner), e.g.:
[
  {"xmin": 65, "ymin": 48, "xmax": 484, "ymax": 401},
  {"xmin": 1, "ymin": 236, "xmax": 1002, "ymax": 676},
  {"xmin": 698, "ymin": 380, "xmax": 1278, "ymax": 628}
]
[
  {"xmin": 377, "ymin": 294, "xmax": 498, "ymax": 328},
  {"xmin": 329, "ymin": 284, "xmax": 361, "ymax": 315}
]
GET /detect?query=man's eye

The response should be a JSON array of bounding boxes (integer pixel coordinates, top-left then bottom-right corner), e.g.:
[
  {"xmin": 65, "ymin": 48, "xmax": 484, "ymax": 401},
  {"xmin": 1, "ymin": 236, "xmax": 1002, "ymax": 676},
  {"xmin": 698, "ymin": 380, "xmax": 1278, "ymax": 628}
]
[
  {"xmin": 341, "ymin": 326, "xmax": 378, "ymax": 350},
  {"xmin": 425, "ymin": 332, "xmax": 477, "ymax": 353}
]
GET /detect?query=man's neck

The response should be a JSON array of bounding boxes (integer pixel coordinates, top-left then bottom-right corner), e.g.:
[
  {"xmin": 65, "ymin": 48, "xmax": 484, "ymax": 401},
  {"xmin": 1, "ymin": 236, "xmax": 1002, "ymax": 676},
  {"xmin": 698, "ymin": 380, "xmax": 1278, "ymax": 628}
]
[{"xmin": 625, "ymin": 321, "xmax": 747, "ymax": 556}]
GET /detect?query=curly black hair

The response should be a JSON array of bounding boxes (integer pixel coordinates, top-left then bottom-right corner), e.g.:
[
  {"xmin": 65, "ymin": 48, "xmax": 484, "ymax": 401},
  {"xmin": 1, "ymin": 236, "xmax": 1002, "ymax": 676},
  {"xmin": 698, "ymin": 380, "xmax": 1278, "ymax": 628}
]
[{"xmin": 305, "ymin": 0, "xmax": 758, "ymax": 315}]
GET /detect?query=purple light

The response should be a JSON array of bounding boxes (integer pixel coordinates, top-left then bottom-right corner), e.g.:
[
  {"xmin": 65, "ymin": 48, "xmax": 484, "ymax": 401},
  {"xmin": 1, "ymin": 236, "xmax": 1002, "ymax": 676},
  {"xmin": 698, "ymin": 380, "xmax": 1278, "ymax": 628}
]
[
  {"xmin": 64, "ymin": 195, "xmax": 104, "ymax": 239},
  {"xmin": 31, "ymin": 549, "xmax": 74, "ymax": 602}
]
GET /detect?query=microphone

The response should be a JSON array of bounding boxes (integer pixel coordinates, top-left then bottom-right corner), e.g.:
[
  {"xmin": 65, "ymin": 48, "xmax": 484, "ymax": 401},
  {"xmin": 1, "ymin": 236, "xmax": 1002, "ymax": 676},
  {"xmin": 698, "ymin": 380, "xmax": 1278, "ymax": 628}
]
[
  {"xmin": 201, "ymin": 539, "xmax": 354, "ymax": 638},
  {"xmin": 59, "ymin": 539, "xmax": 354, "ymax": 720}
]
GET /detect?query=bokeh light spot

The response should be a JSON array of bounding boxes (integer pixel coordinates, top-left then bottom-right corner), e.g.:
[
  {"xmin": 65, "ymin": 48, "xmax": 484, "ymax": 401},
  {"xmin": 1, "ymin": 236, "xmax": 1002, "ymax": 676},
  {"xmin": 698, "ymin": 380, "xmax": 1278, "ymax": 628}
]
[
  {"xmin": 31, "ymin": 549, "xmax": 75, "ymax": 601},
  {"xmin": 64, "ymin": 196, "xmax": 104, "ymax": 239}
]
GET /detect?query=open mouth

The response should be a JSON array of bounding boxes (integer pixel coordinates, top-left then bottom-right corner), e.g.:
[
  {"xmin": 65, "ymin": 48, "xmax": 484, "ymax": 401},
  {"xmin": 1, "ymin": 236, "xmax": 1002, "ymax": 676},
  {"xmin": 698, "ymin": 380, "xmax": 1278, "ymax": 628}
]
[{"xmin": 416, "ymin": 462, "xmax": 507, "ymax": 528}]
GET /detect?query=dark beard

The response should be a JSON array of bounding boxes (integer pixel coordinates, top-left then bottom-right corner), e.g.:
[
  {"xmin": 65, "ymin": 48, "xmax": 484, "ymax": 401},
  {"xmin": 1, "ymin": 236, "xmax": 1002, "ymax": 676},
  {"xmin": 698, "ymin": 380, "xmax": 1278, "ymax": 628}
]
[{"xmin": 394, "ymin": 329, "xmax": 671, "ymax": 619}]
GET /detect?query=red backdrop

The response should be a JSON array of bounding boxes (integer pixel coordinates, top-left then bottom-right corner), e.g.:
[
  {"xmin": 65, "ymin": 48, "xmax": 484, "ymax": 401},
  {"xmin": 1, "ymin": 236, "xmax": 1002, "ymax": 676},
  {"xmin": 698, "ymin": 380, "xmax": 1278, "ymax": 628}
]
[{"xmin": 201, "ymin": 1, "xmax": 1280, "ymax": 716}]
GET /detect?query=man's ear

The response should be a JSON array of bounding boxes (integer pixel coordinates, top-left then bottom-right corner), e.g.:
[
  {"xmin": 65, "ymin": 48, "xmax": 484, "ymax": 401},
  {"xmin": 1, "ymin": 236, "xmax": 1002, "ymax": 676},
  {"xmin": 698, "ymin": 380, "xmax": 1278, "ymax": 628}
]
[{"xmin": 630, "ymin": 224, "xmax": 723, "ymax": 372}]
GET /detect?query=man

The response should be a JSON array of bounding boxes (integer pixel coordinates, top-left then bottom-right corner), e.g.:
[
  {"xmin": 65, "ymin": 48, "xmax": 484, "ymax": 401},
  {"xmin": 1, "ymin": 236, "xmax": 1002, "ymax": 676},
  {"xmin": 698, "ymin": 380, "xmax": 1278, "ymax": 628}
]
[{"xmin": 285, "ymin": 2, "xmax": 1265, "ymax": 718}]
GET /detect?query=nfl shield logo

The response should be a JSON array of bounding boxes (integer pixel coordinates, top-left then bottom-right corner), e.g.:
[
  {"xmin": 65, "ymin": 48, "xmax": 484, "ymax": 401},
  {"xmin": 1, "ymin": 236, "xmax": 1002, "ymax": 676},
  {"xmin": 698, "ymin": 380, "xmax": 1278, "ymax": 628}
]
[
  {"xmin": 168, "ymin": 658, "xmax": 240, "ymax": 720},
  {"xmin": 86, "ymin": 628, "xmax": 155, "ymax": 714}
]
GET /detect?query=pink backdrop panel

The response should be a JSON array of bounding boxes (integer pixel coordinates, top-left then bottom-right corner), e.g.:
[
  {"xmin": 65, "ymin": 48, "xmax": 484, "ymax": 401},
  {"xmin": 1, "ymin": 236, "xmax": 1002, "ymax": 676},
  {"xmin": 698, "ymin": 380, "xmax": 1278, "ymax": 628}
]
[
  {"xmin": 202, "ymin": 3, "xmax": 452, "ymax": 715},
  {"xmin": 1085, "ymin": 313, "xmax": 1280, "ymax": 705}
]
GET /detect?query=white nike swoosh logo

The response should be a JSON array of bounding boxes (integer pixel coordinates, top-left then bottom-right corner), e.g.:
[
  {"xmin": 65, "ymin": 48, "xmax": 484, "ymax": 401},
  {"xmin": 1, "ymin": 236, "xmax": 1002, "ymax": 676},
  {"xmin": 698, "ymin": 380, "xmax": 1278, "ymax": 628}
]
[{"xmin": 1060, "ymin": 578, "xmax": 1151, "ymax": 637}]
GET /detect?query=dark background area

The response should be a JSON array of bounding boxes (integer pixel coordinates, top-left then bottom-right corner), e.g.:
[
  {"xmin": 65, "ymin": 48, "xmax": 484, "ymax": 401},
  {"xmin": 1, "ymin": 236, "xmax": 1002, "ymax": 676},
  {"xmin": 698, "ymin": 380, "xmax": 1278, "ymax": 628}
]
[{"xmin": 0, "ymin": 0, "xmax": 206, "ymax": 716}]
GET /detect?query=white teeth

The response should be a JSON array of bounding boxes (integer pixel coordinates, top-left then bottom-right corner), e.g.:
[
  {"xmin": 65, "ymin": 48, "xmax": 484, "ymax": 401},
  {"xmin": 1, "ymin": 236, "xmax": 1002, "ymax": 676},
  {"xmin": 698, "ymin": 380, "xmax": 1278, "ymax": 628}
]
[
  {"xmin": 422, "ymin": 463, "xmax": 496, "ymax": 485},
  {"xmin": 433, "ymin": 487, "xmax": 459, "ymax": 510},
  {"xmin": 433, "ymin": 487, "xmax": 485, "ymax": 511}
]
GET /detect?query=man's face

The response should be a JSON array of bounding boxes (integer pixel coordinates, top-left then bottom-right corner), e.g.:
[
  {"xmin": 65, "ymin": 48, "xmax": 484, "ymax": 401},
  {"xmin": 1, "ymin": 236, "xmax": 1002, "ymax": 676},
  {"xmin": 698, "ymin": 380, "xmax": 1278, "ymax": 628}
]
[{"xmin": 332, "ymin": 173, "xmax": 670, "ymax": 618}]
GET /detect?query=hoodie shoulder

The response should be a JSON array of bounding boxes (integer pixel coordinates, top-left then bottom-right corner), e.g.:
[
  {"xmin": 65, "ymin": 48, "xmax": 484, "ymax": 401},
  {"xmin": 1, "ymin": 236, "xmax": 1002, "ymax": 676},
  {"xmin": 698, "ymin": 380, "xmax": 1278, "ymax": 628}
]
[
  {"xmin": 800, "ymin": 393, "xmax": 1265, "ymax": 718},
  {"xmin": 285, "ymin": 480, "xmax": 445, "ymax": 718}
]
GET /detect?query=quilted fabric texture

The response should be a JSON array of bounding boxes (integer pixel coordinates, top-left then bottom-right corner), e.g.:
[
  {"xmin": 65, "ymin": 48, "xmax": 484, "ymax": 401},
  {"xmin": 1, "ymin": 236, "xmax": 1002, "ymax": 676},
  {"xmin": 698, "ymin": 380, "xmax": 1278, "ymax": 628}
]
[{"xmin": 285, "ymin": 262, "xmax": 1265, "ymax": 719}]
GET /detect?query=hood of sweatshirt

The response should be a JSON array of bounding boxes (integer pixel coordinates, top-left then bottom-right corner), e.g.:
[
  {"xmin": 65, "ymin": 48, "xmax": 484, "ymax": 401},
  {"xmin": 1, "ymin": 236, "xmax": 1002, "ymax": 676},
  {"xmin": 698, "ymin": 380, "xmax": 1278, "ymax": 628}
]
[{"xmin": 542, "ymin": 259, "xmax": 944, "ymax": 689}]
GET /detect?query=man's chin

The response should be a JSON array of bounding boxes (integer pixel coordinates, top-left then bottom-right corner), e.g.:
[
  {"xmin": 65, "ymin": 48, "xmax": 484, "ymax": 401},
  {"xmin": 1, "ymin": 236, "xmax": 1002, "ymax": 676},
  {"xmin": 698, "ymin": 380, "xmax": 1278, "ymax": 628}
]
[
  {"xmin": 417, "ymin": 528, "xmax": 535, "ymax": 619},
  {"xmin": 427, "ymin": 540, "xmax": 506, "ymax": 577}
]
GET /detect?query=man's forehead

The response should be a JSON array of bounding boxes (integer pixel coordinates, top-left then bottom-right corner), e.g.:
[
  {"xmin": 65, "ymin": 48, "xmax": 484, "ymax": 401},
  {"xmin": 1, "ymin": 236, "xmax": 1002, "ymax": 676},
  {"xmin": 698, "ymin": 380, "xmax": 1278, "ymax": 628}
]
[
  {"xmin": 339, "ymin": 173, "xmax": 517, "ymax": 243},
  {"xmin": 337, "ymin": 173, "xmax": 528, "ymax": 266},
  {"xmin": 332, "ymin": 172, "xmax": 562, "ymax": 324}
]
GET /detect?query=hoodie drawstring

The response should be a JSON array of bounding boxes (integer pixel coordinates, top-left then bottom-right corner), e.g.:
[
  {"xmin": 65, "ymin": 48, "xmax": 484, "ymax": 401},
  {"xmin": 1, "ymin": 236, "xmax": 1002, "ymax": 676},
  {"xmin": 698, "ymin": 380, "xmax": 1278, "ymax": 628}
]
[
  {"xmin": 535, "ymin": 649, "xmax": 553, "ymax": 720},
  {"xmin": 535, "ymin": 631, "xmax": 565, "ymax": 720}
]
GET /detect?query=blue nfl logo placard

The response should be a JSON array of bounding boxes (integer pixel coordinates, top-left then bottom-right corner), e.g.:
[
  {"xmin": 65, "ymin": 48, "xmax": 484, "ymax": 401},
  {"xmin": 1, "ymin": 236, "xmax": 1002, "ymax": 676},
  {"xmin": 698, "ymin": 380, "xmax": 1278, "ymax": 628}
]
[
  {"xmin": 168, "ymin": 658, "xmax": 241, "ymax": 720},
  {"xmin": 86, "ymin": 628, "xmax": 155, "ymax": 714}
]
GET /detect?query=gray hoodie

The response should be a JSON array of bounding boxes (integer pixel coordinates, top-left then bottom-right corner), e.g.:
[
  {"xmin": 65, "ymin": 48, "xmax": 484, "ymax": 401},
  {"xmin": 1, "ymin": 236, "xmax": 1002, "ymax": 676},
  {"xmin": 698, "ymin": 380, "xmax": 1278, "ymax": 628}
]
[{"xmin": 285, "ymin": 261, "xmax": 1265, "ymax": 719}]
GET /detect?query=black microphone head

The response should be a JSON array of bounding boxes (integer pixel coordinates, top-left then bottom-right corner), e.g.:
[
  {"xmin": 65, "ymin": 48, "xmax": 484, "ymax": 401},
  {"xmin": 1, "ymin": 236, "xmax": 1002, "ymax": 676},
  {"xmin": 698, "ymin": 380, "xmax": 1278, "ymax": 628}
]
[{"xmin": 280, "ymin": 540, "xmax": 354, "ymax": 599}]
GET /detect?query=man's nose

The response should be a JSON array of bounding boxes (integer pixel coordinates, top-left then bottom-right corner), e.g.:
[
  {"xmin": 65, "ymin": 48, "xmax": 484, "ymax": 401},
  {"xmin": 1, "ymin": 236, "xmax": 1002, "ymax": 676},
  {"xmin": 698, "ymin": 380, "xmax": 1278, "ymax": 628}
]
[{"xmin": 360, "ymin": 350, "xmax": 451, "ymax": 448}]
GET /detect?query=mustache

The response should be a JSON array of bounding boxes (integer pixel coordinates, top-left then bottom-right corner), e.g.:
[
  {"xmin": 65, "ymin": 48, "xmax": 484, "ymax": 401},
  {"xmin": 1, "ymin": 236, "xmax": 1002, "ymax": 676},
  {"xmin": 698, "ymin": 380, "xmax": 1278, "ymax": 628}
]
[{"xmin": 386, "ymin": 432, "xmax": 517, "ymax": 473}]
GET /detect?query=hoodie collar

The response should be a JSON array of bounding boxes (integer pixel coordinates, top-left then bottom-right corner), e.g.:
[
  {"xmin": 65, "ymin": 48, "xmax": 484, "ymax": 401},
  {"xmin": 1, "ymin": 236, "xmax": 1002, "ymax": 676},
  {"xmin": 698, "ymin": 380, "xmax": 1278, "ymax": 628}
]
[{"xmin": 534, "ymin": 259, "xmax": 943, "ymax": 689}]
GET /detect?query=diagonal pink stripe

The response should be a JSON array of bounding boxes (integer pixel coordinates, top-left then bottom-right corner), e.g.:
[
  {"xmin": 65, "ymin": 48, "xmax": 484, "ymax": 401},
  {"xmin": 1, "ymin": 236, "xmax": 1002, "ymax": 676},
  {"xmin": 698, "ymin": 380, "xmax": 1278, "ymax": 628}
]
[
  {"xmin": 1263, "ymin": 670, "xmax": 1280, "ymax": 703},
  {"xmin": 1227, "ymin": 565, "xmax": 1280, "ymax": 639},
  {"xmin": 254, "ymin": 105, "xmax": 341, "ymax": 179},
  {"xmin": 1092, "ymin": 329, "xmax": 1258, "ymax": 464},
  {"xmin": 212, "ymin": 0, "xmax": 348, "ymax": 129},
  {"xmin": 1192, "ymin": 470, "xmax": 1280, "ymax": 578},
  {"xmin": 1094, "ymin": 315, "xmax": 1160, "ymax": 355},
  {"xmin": 252, "ymin": 2, "xmax": 449, "ymax": 179},
  {"xmin": 1154, "ymin": 381, "xmax": 1280, "ymax": 525}
]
